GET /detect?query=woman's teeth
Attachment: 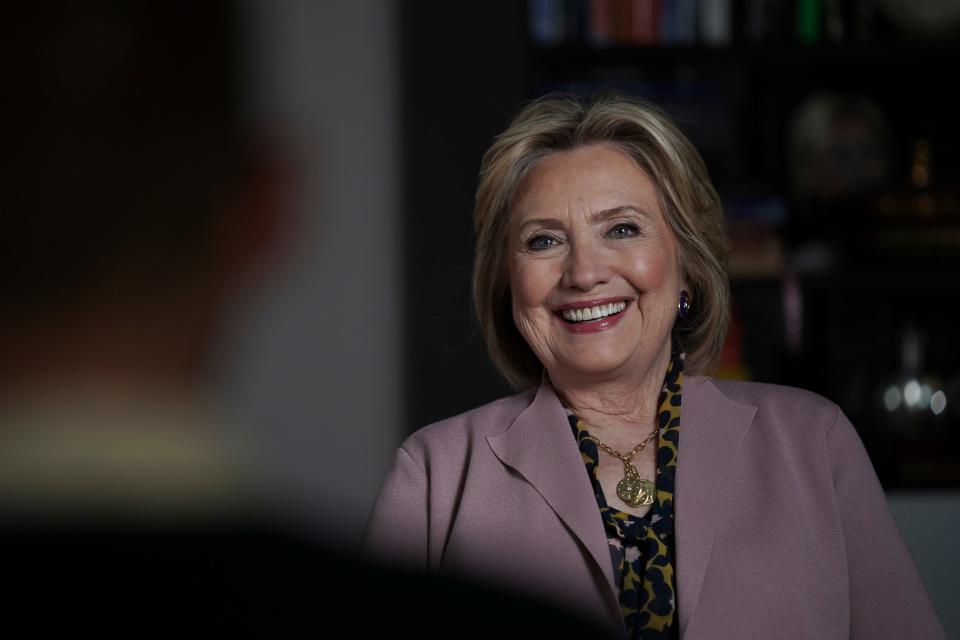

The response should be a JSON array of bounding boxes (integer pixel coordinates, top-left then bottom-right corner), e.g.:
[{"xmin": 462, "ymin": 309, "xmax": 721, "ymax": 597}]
[{"xmin": 561, "ymin": 301, "xmax": 626, "ymax": 323}]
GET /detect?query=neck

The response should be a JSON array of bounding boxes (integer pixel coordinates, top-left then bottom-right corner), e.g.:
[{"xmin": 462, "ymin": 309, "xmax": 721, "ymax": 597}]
[{"xmin": 549, "ymin": 344, "xmax": 673, "ymax": 440}]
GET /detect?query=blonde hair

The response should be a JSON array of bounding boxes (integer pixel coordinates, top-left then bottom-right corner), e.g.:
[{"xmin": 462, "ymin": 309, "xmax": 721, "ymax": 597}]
[{"xmin": 473, "ymin": 92, "xmax": 730, "ymax": 389}]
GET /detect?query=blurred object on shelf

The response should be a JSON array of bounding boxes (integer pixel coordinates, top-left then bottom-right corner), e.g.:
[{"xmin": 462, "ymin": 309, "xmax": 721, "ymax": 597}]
[
  {"xmin": 790, "ymin": 241, "xmax": 837, "ymax": 276},
  {"xmin": 781, "ymin": 270, "xmax": 803, "ymax": 354},
  {"xmin": 714, "ymin": 312, "xmax": 752, "ymax": 381},
  {"xmin": 727, "ymin": 223, "xmax": 785, "ymax": 279},
  {"xmin": 877, "ymin": 0, "xmax": 960, "ymax": 37},
  {"xmin": 864, "ymin": 207, "xmax": 960, "ymax": 253},
  {"xmin": 744, "ymin": 0, "xmax": 806, "ymax": 42},
  {"xmin": 872, "ymin": 326, "xmax": 953, "ymax": 439},
  {"xmin": 699, "ymin": 0, "xmax": 732, "ymax": 46},
  {"xmin": 529, "ymin": 0, "xmax": 567, "ymax": 46},
  {"xmin": 911, "ymin": 139, "xmax": 932, "ymax": 189},
  {"xmin": 622, "ymin": 0, "xmax": 659, "ymax": 46},
  {"xmin": 787, "ymin": 92, "xmax": 895, "ymax": 214},
  {"xmin": 797, "ymin": 0, "xmax": 823, "ymax": 42},
  {"xmin": 587, "ymin": 0, "xmax": 615, "ymax": 46},
  {"xmin": 662, "ymin": 0, "xmax": 698, "ymax": 45},
  {"xmin": 849, "ymin": 0, "xmax": 880, "ymax": 40},
  {"xmin": 725, "ymin": 195, "xmax": 787, "ymax": 280},
  {"xmin": 725, "ymin": 195, "xmax": 788, "ymax": 226},
  {"xmin": 822, "ymin": 0, "xmax": 845, "ymax": 41},
  {"xmin": 864, "ymin": 137, "xmax": 960, "ymax": 252},
  {"xmin": 563, "ymin": 0, "xmax": 591, "ymax": 41}
]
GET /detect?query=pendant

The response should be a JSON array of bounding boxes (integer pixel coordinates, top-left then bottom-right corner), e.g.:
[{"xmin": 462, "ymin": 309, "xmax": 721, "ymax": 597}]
[{"xmin": 616, "ymin": 462, "xmax": 656, "ymax": 508}]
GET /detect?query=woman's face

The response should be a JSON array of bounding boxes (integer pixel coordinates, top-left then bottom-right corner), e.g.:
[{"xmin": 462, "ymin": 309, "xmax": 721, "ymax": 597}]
[{"xmin": 508, "ymin": 143, "xmax": 685, "ymax": 386}]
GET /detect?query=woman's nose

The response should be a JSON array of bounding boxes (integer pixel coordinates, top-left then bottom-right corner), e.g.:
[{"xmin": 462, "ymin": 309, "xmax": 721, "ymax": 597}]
[{"xmin": 561, "ymin": 242, "xmax": 611, "ymax": 291}]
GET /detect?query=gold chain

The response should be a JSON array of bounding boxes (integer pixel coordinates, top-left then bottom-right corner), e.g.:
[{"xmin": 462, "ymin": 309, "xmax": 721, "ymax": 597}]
[{"xmin": 583, "ymin": 426, "xmax": 659, "ymax": 463}]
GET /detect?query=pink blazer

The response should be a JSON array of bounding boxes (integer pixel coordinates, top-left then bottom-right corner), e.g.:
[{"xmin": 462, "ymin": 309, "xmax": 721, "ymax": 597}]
[{"xmin": 364, "ymin": 376, "xmax": 945, "ymax": 639}]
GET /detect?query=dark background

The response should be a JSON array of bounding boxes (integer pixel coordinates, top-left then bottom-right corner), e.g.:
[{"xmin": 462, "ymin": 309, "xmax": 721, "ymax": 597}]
[{"xmin": 401, "ymin": 0, "xmax": 960, "ymax": 490}]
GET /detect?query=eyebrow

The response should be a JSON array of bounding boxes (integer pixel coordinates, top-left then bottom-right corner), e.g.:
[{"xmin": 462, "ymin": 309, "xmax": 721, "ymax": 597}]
[
  {"xmin": 516, "ymin": 205, "xmax": 646, "ymax": 234},
  {"xmin": 590, "ymin": 205, "xmax": 645, "ymax": 223}
]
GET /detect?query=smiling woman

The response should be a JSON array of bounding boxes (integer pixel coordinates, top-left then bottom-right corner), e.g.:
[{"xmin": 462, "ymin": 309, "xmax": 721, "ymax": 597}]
[{"xmin": 364, "ymin": 93, "xmax": 945, "ymax": 639}]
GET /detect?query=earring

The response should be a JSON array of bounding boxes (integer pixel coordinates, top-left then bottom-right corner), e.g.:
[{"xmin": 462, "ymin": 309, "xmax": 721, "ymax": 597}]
[{"xmin": 678, "ymin": 290, "xmax": 691, "ymax": 320}]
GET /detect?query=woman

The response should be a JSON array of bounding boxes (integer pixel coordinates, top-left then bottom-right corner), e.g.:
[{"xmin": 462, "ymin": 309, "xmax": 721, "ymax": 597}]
[{"xmin": 364, "ymin": 93, "xmax": 944, "ymax": 639}]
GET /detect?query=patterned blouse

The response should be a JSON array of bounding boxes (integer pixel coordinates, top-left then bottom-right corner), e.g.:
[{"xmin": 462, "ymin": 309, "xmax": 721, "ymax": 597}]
[{"xmin": 567, "ymin": 352, "xmax": 683, "ymax": 639}]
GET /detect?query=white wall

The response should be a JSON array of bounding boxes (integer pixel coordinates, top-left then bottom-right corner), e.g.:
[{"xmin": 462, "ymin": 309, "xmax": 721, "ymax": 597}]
[
  {"xmin": 888, "ymin": 491, "xmax": 960, "ymax": 638},
  {"xmin": 221, "ymin": 0, "xmax": 401, "ymax": 546}
]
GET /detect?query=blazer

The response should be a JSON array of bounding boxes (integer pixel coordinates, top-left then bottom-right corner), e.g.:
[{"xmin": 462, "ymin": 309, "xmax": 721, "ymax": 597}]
[{"xmin": 364, "ymin": 375, "xmax": 945, "ymax": 639}]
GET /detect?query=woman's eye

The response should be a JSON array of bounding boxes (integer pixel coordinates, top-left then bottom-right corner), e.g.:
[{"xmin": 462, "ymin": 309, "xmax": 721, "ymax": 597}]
[
  {"xmin": 527, "ymin": 234, "xmax": 559, "ymax": 251},
  {"xmin": 608, "ymin": 223, "xmax": 640, "ymax": 238}
]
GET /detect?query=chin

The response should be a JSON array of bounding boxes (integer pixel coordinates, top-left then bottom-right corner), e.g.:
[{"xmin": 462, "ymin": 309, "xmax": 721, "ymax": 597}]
[{"xmin": 558, "ymin": 356, "xmax": 632, "ymax": 381}]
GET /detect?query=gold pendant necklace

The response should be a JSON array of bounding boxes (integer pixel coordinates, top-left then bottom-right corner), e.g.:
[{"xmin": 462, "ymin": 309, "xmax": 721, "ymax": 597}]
[
  {"xmin": 616, "ymin": 461, "xmax": 656, "ymax": 508},
  {"xmin": 585, "ymin": 427, "xmax": 658, "ymax": 508}
]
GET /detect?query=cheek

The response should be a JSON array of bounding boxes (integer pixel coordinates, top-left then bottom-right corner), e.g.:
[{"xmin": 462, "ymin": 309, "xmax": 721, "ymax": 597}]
[
  {"xmin": 509, "ymin": 259, "xmax": 553, "ymax": 309},
  {"xmin": 624, "ymin": 246, "xmax": 671, "ymax": 289}
]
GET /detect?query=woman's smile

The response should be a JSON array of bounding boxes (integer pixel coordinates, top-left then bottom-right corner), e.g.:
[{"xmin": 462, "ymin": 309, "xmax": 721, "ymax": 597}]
[{"xmin": 554, "ymin": 298, "xmax": 630, "ymax": 334}]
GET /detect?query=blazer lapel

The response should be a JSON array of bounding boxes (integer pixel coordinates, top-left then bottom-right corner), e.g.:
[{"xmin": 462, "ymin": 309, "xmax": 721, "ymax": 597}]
[
  {"xmin": 486, "ymin": 379, "xmax": 618, "ymax": 599},
  {"xmin": 674, "ymin": 376, "xmax": 757, "ymax": 637}
]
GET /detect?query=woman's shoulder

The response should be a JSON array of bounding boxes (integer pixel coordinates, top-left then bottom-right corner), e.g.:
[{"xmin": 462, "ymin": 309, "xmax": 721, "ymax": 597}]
[
  {"xmin": 690, "ymin": 375, "xmax": 843, "ymax": 432},
  {"xmin": 399, "ymin": 388, "xmax": 538, "ymax": 458}
]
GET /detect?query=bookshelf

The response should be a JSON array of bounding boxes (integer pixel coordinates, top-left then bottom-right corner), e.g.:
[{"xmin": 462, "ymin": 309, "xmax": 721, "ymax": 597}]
[{"xmin": 401, "ymin": 0, "xmax": 960, "ymax": 486}]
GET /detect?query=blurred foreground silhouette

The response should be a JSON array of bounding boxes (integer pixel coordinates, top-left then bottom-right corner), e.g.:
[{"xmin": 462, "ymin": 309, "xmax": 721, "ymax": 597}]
[
  {"xmin": 1, "ymin": 3, "xmax": 282, "ymax": 526},
  {"xmin": 0, "ymin": 4, "xmax": 611, "ymax": 636}
]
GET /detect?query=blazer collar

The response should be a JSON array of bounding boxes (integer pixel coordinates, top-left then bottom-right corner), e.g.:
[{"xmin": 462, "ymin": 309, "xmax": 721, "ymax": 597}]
[
  {"xmin": 486, "ymin": 379, "xmax": 619, "ymax": 601},
  {"xmin": 674, "ymin": 375, "xmax": 757, "ymax": 637},
  {"xmin": 486, "ymin": 374, "xmax": 758, "ymax": 638}
]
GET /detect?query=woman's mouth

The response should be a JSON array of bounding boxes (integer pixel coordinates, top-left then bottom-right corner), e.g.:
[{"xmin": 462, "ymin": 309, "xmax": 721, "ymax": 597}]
[{"xmin": 559, "ymin": 300, "xmax": 627, "ymax": 324}]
